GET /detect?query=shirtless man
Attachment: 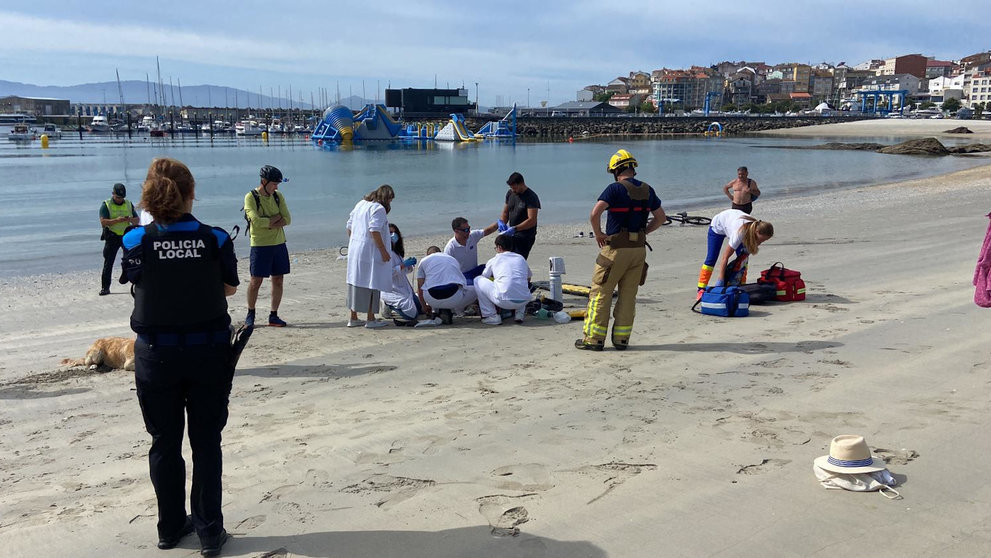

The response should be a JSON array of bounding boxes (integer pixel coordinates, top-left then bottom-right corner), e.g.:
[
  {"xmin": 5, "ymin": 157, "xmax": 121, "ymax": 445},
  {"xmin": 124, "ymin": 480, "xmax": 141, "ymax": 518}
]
[{"xmin": 723, "ymin": 166, "xmax": 761, "ymax": 214}]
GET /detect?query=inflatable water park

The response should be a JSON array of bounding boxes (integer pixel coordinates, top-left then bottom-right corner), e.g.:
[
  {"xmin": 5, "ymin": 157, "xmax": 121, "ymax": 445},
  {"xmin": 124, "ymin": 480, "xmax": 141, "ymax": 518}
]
[{"xmin": 311, "ymin": 104, "xmax": 516, "ymax": 144}]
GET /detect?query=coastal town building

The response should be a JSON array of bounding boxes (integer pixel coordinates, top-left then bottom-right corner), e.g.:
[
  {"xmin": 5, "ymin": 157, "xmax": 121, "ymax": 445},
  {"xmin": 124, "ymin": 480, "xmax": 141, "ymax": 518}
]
[
  {"xmin": 811, "ymin": 70, "xmax": 834, "ymax": 102},
  {"xmin": 626, "ymin": 72, "xmax": 652, "ymax": 96},
  {"xmin": 384, "ymin": 87, "xmax": 475, "ymax": 118},
  {"xmin": 725, "ymin": 68, "xmax": 757, "ymax": 106},
  {"xmin": 857, "ymin": 74, "xmax": 921, "ymax": 96},
  {"xmin": 968, "ymin": 70, "xmax": 991, "ymax": 105},
  {"xmin": 607, "ymin": 94, "xmax": 644, "ymax": 111},
  {"xmin": 958, "ymin": 51, "xmax": 991, "ymax": 106},
  {"xmin": 651, "ymin": 67, "xmax": 723, "ymax": 109},
  {"xmin": 714, "ymin": 61, "xmax": 767, "ymax": 78},
  {"xmin": 854, "ymin": 59, "xmax": 886, "ymax": 73},
  {"xmin": 549, "ymin": 101, "xmax": 621, "ymax": 116},
  {"xmin": 836, "ymin": 69, "xmax": 877, "ymax": 101},
  {"xmin": 1, "ymin": 95, "xmax": 71, "ymax": 117},
  {"xmin": 606, "ymin": 77, "xmax": 630, "ymax": 94},
  {"xmin": 925, "ymin": 59, "xmax": 956, "ymax": 79},
  {"xmin": 771, "ymin": 63, "xmax": 812, "ymax": 93},
  {"xmin": 880, "ymin": 54, "xmax": 927, "ymax": 79},
  {"xmin": 928, "ymin": 75, "xmax": 965, "ymax": 104}
]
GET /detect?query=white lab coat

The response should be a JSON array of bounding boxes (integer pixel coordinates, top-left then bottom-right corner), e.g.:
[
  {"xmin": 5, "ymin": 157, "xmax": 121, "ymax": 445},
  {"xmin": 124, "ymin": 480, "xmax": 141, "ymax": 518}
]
[{"xmin": 346, "ymin": 199, "xmax": 391, "ymax": 292}]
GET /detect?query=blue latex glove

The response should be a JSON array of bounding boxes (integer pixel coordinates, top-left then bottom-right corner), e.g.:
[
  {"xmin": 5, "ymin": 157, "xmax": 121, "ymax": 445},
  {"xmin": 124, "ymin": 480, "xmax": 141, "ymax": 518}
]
[
  {"xmin": 403, "ymin": 256, "xmax": 417, "ymax": 268},
  {"xmin": 711, "ymin": 279, "xmax": 725, "ymax": 288},
  {"xmin": 497, "ymin": 219, "xmax": 508, "ymax": 233},
  {"xmin": 500, "ymin": 226, "xmax": 516, "ymax": 236}
]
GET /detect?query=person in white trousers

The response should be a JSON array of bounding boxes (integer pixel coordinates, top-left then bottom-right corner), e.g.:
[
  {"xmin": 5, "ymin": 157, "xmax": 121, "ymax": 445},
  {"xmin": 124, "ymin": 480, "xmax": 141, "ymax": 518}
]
[{"xmin": 473, "ymin": 234, "xmax": 533, "ymax": 325}]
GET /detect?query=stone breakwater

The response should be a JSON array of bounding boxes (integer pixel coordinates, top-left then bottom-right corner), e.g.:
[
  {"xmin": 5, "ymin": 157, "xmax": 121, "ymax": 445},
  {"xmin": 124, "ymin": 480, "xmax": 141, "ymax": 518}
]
[{"xmin": 463, "ymin": 115, "xmax": 874, "ymax": 138}]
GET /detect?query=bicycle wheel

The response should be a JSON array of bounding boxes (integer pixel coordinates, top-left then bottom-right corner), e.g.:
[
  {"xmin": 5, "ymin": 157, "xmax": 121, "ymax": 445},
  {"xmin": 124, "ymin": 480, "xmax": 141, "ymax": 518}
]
[{"xmin": 685, "ymin": 216, "xmax": 712, "ymax": 226}]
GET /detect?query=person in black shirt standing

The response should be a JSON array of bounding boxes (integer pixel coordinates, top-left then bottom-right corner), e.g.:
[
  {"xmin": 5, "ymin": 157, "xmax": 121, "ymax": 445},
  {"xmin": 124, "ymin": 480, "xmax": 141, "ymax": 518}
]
[
  {"xmin": 121, "ymin": 158, "xmax": 239, "ymax": 557},
  {"xmin": 499, "ymin": 171, "xmax": 541, "ymax": 260}
]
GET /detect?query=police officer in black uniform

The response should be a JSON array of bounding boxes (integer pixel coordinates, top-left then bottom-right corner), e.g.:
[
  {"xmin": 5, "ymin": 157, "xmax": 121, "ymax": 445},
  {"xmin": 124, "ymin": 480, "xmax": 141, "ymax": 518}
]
[{"xmin": 121, "ymin": 157, "xmax": 238, "ymax": 557}]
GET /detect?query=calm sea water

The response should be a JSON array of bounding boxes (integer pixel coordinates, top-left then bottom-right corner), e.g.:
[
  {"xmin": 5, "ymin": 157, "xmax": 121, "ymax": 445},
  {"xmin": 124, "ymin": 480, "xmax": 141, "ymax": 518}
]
[{"xmin": 1, "ymin": 133, "xmax": 987, "ymax": 278}]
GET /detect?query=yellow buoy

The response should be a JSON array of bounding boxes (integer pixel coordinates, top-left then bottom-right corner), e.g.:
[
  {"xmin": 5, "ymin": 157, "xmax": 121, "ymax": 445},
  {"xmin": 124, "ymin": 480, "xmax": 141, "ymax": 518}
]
[
  {"xmin": 40, "ymin": 134, "xmax": 49, "ymax": 148},
  {"xmin": 261, "ymin": 131, "xmax": 268, "ymax": 141}
]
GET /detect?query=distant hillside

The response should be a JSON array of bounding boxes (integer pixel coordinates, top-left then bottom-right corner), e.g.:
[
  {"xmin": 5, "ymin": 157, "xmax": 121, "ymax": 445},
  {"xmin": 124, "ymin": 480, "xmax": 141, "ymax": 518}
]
[{"xmin": 0, "ymin": 80, "xmax": 378, "ymax": 110}]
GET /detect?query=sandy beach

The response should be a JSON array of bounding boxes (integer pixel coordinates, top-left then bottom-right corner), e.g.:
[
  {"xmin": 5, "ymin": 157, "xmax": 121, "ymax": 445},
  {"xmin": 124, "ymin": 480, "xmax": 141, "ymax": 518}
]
[
  {"xmin": 3, "ymin": 123, "xmax": 991, "ymax": 557},
  {"xmin": 758, "ymin": 116, "xmax": 991, "ymax": 139}
]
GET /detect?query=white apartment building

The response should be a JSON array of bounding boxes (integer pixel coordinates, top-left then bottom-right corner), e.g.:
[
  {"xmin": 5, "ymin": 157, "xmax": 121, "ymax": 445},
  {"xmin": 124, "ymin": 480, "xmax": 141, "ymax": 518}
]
[
  {"xmin": 969, "ymin": 73, "xmax": 991, "ymax": 104},
  {"xmin": 929, "ymin": 75, "xmax": 965, "ymax": 103}
]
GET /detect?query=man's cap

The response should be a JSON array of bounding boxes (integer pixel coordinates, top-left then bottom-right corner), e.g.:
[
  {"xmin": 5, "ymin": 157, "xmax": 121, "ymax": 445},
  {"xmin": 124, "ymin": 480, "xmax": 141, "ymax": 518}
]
[{"xmin": 113, "ymin": 183, "xmax": 126, "ymax": 196}]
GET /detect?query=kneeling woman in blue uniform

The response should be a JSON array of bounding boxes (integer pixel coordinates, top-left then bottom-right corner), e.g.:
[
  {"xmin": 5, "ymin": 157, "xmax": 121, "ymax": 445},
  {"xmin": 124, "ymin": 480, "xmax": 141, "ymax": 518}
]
[
  {"xmin": 696, "ymin": 208, "xmax": 774, "ymax": 295},
  {"xmin": 121, "ymin": 157, "xmax": 239, "ymax": 557}
]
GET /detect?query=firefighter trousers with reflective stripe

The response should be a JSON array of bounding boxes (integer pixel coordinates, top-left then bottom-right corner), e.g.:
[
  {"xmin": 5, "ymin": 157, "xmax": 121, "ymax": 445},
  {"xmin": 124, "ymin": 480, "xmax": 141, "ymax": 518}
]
[{"xmin": 582, "ymin": 244, "xmax": 646, "ymax": 344}]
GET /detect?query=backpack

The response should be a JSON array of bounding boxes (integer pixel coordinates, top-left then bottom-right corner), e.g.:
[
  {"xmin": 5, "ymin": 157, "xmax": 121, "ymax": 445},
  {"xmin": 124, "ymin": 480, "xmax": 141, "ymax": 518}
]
[
  {"xmin": 758, "ymin": 262, "xmax": 806, "ymax": 301},
  {"xmin": 692, "ymin": 286, "xmax": 750, "ymax": 317},
  {"xmin": 242, "ymin": 190, "xmax": 280, "ymax": 233}
]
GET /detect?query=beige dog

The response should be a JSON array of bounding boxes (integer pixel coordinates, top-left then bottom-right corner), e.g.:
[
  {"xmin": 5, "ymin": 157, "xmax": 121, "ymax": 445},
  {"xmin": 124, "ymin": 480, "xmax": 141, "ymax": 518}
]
[{"xmin": 61, "ymin": 337, "xmax": 135, "ymax": 371}]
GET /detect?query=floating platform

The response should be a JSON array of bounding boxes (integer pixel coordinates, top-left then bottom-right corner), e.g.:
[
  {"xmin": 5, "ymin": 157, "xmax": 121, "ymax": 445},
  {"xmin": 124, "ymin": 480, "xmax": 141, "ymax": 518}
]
[{"xmin": 311, "ymin": 104, "xmax": 516, "ymax": 145}]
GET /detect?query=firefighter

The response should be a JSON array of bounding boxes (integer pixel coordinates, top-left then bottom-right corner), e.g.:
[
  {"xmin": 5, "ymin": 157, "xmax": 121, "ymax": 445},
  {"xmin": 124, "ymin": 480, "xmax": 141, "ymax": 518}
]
[{"xmin": 576, "ymin": 149, "xmax": 666, "ymax": 351}]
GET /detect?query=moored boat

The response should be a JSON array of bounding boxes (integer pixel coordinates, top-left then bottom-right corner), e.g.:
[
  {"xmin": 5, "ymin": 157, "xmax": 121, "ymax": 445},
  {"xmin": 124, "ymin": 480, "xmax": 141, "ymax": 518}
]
[
  {"xmin": 7, "ymin": 123, "xmax": 37, "ymax": 141},
  {"xmin": 40, "ymin": 123, "xmax": 62, "ymax": 139},
  {"xmin": 236, "ymin": 120, "xmax": 263, "ymax": 136},
  {"xmin": 88, "ymin": 115, "xmax": 111, "ymax": 132}
]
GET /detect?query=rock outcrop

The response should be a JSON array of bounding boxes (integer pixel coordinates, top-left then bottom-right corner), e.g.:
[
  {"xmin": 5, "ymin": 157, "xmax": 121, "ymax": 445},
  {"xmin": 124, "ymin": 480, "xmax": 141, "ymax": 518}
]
[
  {"xmin": 948, "ymin": 143, "xmax": 991, "ymax": 154},
  {"xmin": 813, "ymin": 142, "xmax": 886, "ymax": 151},
  {"xmin": 878, "ymin": 137, "xmax": 950, "ymax": 155}
]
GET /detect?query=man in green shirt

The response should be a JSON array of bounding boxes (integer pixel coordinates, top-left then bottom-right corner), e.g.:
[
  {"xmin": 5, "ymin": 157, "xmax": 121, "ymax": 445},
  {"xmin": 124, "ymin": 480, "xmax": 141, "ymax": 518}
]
[
  {"xmin": 244, "ymin": 165, "xmax": 292, "ymax": 327},
  {"xmin": 98, "ymin": 182, "xmax": 138, "ymax": 296}
]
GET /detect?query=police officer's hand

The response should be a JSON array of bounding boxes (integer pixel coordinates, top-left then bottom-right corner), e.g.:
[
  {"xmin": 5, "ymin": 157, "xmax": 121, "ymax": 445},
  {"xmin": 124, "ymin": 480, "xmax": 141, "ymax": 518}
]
[{"xmin": 594, "ymin": 231, "xmax": 608, "ymax": 248}]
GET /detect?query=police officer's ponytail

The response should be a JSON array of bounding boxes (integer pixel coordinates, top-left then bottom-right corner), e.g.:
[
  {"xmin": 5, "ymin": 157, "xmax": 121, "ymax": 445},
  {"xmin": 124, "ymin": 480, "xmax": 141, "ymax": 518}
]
[{"xmin": 141, "ymin": 158, "xmax": 195, "ymax": 225}]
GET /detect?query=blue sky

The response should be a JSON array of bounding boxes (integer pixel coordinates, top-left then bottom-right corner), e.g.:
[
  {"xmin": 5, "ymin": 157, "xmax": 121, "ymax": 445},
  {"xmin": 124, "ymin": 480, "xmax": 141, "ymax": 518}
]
[{"xmin": 1, "ymin": 1, "xmax": 987, "ymax": 106}]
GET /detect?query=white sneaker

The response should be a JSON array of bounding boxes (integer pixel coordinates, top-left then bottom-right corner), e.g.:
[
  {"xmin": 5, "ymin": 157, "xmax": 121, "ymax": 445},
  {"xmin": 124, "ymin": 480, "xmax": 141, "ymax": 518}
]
[
  {"xmin": 414, "ymin": 317, "xmax": 442, "ymax": 328},
  {"xmin": 365, "ymin": 320, "xmax": 388, "ymax": 329},
  {"xmin": 382, "ymin": 307, "xmax": 394, "ymax": 319},
  {"xmin": 514, "ymin": 308, "xmax": 525, "ymax": 324},
  {"xmin": 346, "ymin": 319, "xmax": 365, "ymax": 328},
  {"xmin": 481, "ymin": 315, "xmax": 502, "ymax": 326}
]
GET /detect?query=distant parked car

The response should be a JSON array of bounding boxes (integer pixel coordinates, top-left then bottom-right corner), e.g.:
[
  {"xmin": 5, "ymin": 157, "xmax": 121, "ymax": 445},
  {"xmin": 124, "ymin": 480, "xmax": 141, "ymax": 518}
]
[{"xmin": 929, "ymin": 113, "xmax": 945, "ymax": 119}]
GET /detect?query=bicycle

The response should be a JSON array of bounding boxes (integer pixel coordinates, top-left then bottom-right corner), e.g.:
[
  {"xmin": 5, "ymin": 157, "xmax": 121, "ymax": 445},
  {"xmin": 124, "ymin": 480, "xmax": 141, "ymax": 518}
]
[{"xmin": 663, "ymin": 211, "xmax": 712, "ymax": 226}]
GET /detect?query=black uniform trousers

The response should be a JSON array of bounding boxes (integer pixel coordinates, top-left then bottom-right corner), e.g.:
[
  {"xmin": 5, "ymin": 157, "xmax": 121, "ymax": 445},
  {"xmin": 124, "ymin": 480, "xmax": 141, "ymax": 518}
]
[
  {"xmin": 134, "ymin": 337, "xmax": 232, "ymax": 540},
  {"xmin": 101, "ymin": 233, "xmax": 124, "ymax": 290},
  {"xmin": 511, "ymin": 234, "xmax": 536, "ymax": 260}
]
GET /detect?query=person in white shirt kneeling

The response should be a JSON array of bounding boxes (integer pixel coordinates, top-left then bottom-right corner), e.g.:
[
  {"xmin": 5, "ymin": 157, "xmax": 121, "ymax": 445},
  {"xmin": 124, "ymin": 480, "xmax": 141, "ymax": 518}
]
[{"xmin": 474, "ymin": 234, "xmax": 533, "ymax": 325}]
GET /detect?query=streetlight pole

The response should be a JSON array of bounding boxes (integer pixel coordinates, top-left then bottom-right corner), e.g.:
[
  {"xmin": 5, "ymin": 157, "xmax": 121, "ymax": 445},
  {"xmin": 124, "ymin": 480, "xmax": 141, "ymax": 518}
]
[
  {"xmin": 475, "ymin": 82, "xmax": 479, "ymax": 115},
  {"xmin": 527, "ymin": 88, "xmax": 530, "ymax": 108}
]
